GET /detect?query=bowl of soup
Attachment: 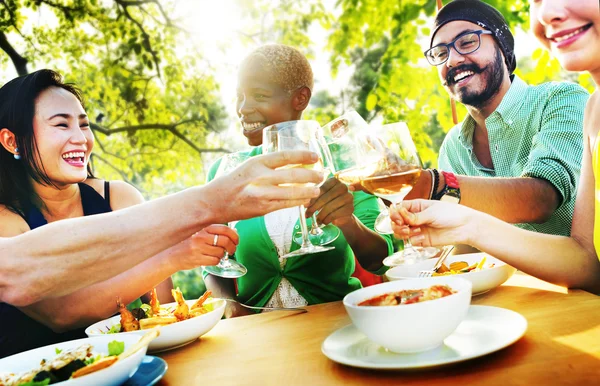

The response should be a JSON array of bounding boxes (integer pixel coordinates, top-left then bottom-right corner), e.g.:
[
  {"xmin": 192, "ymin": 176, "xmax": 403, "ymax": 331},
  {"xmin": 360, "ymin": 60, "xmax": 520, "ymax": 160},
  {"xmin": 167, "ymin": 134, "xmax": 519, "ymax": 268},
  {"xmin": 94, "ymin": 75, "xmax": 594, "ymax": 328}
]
[{"xmin": 343, "ymin": 276, "xmax": 472, "ymax": 353}]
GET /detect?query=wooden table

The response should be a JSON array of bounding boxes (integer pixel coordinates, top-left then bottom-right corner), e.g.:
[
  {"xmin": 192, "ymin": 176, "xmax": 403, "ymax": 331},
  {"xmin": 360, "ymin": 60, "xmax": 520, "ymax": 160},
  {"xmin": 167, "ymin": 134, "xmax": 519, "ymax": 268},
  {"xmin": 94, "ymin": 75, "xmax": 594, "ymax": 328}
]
[{"xmin": 157, "ymin": 273, "xmax": 600, "ymax": 385}]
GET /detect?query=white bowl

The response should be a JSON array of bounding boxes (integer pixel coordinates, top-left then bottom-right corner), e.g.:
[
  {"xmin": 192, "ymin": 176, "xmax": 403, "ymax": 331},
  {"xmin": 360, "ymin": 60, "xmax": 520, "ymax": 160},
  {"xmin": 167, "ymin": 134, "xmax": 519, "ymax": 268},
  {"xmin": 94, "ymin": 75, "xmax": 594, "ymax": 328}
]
[
  {"xmin": 86, "ymin": 298, "xmax": 225, "ymax": 353},
  {"xmin": 385, "ymin": 253, "xmax": 517, "ymax": 295},
  {"xmin": 343, "ymin": 277, "xmax": 472, "ymax": 353},
  {"xmin": 0, "ymin": 334, "xmax": 147, "ymax": 386}
]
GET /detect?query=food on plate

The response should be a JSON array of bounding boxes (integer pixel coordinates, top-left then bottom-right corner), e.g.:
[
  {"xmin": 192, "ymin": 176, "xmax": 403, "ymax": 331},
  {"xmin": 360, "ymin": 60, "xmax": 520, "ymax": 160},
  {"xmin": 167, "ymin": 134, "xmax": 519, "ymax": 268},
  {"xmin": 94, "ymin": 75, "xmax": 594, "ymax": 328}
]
[
  {"xmin": 106, "ymin": 288, "xmax": 214, "ymax": 334},
  {"xmin": 0, "ymin": 330, "xmax": 159, "ymax": 386},
  {"xmin": 357, "ymin": 285, "xmax": 455, "ymax": 306},
  {"xmin": 433, "ymin": 255, "xmax": 495, "ymax": 276}
]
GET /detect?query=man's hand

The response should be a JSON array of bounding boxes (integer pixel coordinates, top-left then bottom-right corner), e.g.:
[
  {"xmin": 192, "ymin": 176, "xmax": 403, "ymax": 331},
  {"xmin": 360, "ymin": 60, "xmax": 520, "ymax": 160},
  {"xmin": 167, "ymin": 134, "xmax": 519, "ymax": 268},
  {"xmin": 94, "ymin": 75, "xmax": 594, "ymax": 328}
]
[{"xmin": 205, "ymin": 150, "xmax": 324, "ymax": 222}]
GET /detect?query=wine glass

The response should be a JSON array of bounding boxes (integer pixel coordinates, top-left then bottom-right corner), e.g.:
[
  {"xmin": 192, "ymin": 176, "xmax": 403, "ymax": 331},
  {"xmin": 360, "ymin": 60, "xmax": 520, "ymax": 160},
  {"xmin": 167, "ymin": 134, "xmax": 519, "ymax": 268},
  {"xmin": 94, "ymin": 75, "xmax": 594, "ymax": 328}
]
[
  {"xmin": 291, "ymin": 126, "xmax": 341, "ymax": 246},
  {"xmin": 321, "ymin": 110, "xmax": 381, "ymax": 186},
  {"xmin": 263, "ymin": 120, "xmax": 334, "ymax": 258},
  {"xmin": 203, "ymin": 153, "xmax": 249, "ymax": 278},
  {"xmin": 359, "ymin": 122, "xmax": 439, "ymax": 266}
]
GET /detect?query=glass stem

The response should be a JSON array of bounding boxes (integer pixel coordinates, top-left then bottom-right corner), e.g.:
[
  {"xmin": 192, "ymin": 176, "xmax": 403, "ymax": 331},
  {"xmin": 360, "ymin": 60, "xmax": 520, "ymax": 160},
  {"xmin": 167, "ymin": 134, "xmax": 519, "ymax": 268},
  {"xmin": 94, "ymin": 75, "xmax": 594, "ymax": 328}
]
[
  {"xmin": 391, "ymin": 201, "xmax": 418, "ymax": 254},
  {"xmin": 219, "ymin": 253, "xmax": 233, "ymax": 268},
  {"xmin": 221, "ymin": 221, "xmax": 236, "ymax": 264},
  {"xmin": 310, "ymin": 213, "xmax": 323, "ymax": 235},
  {"xmin": 298, "ymin": 205, "xmax": 312, "ymax": 248},
  {"xmin": 402, "ymin": 237, "xmax": 418, "ymax": 253}
]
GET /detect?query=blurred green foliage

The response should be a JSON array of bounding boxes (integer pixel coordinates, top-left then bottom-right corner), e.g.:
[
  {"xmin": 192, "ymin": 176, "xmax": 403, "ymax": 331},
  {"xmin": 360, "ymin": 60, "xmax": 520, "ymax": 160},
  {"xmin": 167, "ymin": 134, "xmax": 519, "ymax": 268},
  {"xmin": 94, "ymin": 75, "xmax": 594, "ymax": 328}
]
[{"xmin": 172, "ymin": 269, "xmax": 207, "ymax": 300}]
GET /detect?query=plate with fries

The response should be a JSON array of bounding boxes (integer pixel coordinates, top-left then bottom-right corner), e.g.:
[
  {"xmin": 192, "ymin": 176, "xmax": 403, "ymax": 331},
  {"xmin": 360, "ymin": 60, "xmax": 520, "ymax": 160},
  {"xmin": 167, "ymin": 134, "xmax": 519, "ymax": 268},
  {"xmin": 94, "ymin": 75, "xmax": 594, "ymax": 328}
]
[
  {"xmin": 0, "ymin": 330, "xmax": 158, "ymax": 386},
  {"xmin": 85, "ymin": 289, "xmax": 226, "ymax": 353},
  {"xmin": 385, "ymin": 253, "xmax": 517, "ymax": 295}
]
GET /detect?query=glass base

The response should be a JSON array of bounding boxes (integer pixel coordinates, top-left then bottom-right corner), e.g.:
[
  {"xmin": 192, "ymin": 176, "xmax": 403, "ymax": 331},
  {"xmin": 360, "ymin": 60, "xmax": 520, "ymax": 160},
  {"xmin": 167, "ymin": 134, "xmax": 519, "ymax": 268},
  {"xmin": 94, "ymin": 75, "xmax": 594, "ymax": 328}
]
[
  {"xmin": 382, "ymin": 247, "xmax": 440, "ymax": 267},
  {"xmin": 282, "ymin": 244, "xmax": 334, "ymax": 258},
  {"xmin": 293, "ymin": 225, "xmax": 340, "ymax": 246},
  {"xmin": 204, "ymin": 259, "xmax": 247, "ymax": 278}
]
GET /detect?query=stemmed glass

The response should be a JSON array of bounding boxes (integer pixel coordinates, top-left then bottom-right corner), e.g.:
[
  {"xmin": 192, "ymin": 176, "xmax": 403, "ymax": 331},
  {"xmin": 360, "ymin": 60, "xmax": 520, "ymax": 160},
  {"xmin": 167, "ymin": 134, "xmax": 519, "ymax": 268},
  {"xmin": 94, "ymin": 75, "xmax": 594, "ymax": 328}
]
[
  {"xmin": 321, "ymin": 110, "xmax": 381, "ymax": 186},
  {"xmin": 291, "ymin": 126, "xmax": 341, "ymax": 246},
  {"xmin": 359, "ymin": 122, "xmax": 438, "ymax": 266},
  {"xmin": 203, "ymin": 153, "xmax": 249, "ymax": 278},
  {"xmin": 263, "ymin": 120, "xmax": 334, "ymax": 258}
]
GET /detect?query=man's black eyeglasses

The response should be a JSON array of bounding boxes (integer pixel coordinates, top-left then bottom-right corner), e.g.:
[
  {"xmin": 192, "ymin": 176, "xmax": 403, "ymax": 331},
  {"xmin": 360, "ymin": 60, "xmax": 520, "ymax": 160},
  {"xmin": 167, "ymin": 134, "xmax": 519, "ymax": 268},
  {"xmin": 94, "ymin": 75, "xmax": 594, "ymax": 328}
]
[{"xmin": 424, "ymin": 30, "xmax": 494, "ymax": 66}]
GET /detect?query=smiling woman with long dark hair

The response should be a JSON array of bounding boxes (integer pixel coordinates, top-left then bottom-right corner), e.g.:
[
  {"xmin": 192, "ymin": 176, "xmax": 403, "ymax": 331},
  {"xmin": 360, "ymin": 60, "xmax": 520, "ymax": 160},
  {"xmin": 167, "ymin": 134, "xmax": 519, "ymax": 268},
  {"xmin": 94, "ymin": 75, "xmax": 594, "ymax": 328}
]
[{"xmin": 0, "ymin": 69, "xmax": 238, "ymax": 357}]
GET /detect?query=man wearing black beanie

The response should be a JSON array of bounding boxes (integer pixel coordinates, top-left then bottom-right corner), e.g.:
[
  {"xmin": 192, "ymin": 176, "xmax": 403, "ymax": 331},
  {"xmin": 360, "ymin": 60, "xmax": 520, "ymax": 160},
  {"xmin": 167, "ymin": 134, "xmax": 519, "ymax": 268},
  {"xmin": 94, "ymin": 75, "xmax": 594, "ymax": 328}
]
[{"xmin": 407, "ymin": 0, "xmax": 588, "ymax": 237}]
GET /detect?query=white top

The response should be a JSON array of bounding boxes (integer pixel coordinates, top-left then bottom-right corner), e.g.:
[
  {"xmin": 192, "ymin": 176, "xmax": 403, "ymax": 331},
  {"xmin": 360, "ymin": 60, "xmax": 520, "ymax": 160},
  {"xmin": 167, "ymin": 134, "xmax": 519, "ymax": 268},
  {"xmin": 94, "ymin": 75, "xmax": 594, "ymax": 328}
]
[{"xmin": 263, "ymin": 207, "xmax": 309, "ymax": 309}]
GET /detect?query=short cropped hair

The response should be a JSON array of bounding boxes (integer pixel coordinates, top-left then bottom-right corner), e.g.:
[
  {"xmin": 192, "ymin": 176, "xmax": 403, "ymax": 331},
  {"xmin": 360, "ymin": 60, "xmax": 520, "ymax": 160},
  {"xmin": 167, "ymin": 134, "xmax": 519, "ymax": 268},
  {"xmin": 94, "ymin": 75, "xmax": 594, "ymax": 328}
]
[{"xmin": 240, "ymin": 44, "xmax": 314, "ymax": 92}]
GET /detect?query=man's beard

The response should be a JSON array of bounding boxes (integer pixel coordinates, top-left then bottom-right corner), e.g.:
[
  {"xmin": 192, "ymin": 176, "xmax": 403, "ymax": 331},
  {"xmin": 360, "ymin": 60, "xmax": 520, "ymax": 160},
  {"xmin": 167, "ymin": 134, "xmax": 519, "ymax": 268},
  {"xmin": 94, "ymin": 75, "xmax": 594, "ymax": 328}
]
[{"xmin": 445, "ymin": 47, "xmax": 505, "ymax": 109}]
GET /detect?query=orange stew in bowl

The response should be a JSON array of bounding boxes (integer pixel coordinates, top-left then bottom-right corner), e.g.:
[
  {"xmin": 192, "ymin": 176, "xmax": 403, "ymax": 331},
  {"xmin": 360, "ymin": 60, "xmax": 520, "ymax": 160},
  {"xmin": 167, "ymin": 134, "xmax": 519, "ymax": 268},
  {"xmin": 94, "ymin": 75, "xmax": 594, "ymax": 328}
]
[{"xmin": 358, "ymin": 285, "xmax": 455, "ymax": 306}]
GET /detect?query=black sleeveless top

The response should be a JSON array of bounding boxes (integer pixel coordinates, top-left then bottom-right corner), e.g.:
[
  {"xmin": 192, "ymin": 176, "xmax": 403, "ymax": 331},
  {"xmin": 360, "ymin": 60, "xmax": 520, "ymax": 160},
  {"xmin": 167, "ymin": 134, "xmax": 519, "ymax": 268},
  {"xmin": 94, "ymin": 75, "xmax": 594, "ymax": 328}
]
[{"xmin": 0, "ymin": 182, "xmax": 112, "ymax": 358}]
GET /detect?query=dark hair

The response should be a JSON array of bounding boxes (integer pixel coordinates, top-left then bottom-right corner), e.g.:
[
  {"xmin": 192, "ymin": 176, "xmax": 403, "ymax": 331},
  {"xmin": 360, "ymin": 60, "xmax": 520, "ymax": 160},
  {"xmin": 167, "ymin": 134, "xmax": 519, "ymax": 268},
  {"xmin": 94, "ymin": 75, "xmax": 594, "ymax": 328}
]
[{"xmin": 0, "ymin": 69, "xmax": 94, "ymax": 216}]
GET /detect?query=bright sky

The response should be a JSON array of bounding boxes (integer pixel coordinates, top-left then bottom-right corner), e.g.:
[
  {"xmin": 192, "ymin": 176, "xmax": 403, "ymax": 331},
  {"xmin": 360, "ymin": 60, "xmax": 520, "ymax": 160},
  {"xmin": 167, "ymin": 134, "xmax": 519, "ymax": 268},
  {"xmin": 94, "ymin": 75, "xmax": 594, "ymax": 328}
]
[{"xmin": 172, "ymin": 0, "xmax": 356, "ymax": 150}]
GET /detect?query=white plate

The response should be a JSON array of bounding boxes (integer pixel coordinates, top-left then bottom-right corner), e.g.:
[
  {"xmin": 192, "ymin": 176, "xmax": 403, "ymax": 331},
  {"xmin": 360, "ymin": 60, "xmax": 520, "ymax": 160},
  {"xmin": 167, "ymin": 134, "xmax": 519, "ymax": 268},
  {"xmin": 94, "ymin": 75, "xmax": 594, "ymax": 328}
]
[
  {"xmin": 322, "ymin": 305, "xmax": 527, "ymax": 369},
  {"xmin": 385, "ymin": 253, "xmax": 517, "ymax": 295},
  {"xmin": 86, "ymin": 298, "xmax": 225, "ymax": 353},
  {"xmin": 0, "ymin": 334, "xmax": 147, "ymax": 386}
]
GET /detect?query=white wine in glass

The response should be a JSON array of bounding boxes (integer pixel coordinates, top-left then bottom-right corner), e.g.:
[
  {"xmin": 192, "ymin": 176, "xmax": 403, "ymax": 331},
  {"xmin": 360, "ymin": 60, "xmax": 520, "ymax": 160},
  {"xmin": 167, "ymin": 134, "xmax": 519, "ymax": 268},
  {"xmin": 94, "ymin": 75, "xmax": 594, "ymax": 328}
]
[
  {"xmin": 358, "ymin": 122, "xmax": 438, "ymax": 266},
  {"xmin": 263, "ymin": 120, "xmax": 335, "ymax": 258}
]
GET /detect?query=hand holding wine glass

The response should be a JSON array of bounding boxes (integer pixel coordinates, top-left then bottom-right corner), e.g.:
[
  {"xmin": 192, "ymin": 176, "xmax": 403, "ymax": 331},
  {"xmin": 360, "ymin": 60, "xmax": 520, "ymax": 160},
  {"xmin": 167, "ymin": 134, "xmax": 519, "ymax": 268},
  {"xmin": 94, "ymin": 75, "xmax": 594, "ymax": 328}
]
[
  {"xmin": 358, "ymin": 122, "xmax": 439, "ymax": 265},
  {"xmin": 304, "ymin": 177, "xmax": 356, "ymax": 228},
  {"xmin": 204, "ymin": 153, "xmax": 251, "ymax": 278},
  {"xmin": 172, "ymin": 224, "xmax": 239, "ymax": 271},
  {"xmin": 263, "ymin": 120, "xmax": 334, "ymax": 258}
]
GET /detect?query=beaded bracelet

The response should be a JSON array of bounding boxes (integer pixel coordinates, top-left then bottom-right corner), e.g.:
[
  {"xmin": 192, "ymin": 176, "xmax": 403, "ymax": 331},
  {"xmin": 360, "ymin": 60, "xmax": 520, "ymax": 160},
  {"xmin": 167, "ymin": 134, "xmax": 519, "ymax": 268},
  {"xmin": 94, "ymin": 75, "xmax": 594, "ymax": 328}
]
[{"xmin": 429, "ymin": 169, "xmax": 440, "ymax": 200}]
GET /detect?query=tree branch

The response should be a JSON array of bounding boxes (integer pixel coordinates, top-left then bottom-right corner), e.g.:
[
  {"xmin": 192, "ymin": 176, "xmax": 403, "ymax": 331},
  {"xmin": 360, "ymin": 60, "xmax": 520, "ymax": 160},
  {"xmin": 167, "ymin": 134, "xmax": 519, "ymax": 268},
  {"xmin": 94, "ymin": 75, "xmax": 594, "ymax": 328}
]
[
  {"xmin": 115, "ymin": 0, "xmax": 162, "ymax": 78},
  {"xmin": 91, "ymin": 153, "xmax": 147, "ymax": 194},
  {"xmin": 0, "ymin": 31, "xmax": 28, "ymax": 76},
  {"xmin": 35, "ymin": 0, "xmax": 84, "ymax": 13},
  {"xmin": 90, "ymin": 122, "xmax": 231, "ymax": 155}
]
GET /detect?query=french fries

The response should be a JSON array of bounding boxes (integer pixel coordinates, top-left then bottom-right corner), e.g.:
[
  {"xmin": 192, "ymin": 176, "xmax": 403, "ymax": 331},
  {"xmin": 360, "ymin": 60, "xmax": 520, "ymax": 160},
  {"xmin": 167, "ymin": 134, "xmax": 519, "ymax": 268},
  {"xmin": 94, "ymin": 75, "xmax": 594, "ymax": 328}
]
[
  {"xmin": 112, "ymin": 289, "xmax": 214, "ymax": 333},
  {"xmin": 432, "ymin": 256, "xmax": 494, "ymax": 276},
  {"xmin": 139, "ymin": 316, "xmax": 177, "ymax": 329}
]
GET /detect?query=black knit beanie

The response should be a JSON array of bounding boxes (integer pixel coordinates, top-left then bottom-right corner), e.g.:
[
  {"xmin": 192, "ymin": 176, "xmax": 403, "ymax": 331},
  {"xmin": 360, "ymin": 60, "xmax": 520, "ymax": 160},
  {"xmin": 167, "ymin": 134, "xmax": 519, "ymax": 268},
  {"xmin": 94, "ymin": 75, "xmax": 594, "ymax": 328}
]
[{"xmin": 431, "ymin": 0, "xmax": 516, "ymax": 74}]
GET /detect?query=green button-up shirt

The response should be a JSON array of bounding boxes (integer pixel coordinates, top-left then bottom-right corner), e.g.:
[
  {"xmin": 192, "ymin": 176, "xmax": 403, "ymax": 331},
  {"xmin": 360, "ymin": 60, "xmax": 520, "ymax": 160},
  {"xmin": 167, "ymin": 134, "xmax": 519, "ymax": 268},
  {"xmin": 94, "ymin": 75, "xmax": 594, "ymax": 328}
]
[{"xmin": 438, "ymin": 75, "xmax": 588, "ymax": 236}]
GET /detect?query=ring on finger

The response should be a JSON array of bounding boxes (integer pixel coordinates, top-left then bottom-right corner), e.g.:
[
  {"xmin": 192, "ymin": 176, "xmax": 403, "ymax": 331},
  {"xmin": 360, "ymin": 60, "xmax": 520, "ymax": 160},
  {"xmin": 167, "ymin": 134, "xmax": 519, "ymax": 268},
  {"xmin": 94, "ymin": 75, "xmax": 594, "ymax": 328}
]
[{"xmin": 213, "ymin": 234, "xmax": 219, "ymax": 246}]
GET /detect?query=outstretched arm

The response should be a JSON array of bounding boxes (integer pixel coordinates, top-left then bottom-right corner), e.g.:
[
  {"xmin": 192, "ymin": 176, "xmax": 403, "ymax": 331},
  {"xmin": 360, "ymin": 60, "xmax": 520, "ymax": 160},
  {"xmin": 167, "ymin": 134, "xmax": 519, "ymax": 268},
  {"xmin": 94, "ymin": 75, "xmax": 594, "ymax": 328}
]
[
  {"xmin": 20, "ymin": 225, "xmax": 238, "ymax": 331},
  {"xmin": 0, "ymin": 151, "xmax": 323, "ymax": 306},
  {"xmin": 391, "ymin": 198, "xmax": 600, "ymax": 293}
]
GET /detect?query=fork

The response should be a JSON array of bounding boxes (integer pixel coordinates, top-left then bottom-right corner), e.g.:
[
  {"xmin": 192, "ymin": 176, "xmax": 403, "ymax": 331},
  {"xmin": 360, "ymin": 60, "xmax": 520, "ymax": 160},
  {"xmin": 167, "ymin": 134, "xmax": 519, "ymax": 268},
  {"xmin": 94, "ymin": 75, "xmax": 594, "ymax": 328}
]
[
  {"xmin": 418, "ymin": 245, "xmax": 455, "ymax": 278},
  {"xmin": 221, "ymin": 298, "xmax": 308, "ymax": 313}
]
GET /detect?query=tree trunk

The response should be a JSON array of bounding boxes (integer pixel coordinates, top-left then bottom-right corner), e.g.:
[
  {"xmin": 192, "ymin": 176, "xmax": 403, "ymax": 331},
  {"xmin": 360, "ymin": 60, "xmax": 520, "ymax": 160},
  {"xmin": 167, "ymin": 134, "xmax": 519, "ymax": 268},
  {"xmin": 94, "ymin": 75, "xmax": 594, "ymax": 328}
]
[{"xmin": 0, "ymin": 31, "xmax": 29, "ymax": 76}]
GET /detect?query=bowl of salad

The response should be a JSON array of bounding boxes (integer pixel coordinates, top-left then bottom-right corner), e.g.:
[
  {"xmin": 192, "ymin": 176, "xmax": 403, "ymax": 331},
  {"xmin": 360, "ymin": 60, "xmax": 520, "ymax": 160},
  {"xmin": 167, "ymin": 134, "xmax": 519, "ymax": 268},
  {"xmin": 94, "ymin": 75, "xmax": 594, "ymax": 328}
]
[{"xmin": 0, "ymin": 330, "xmax": 156, "ymax": 386}]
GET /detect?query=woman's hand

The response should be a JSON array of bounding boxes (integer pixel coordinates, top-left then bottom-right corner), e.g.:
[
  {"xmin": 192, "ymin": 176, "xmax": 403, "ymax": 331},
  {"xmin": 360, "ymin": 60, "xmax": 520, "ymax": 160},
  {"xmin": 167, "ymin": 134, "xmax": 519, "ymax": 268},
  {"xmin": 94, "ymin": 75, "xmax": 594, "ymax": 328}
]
[
  {"xmin": 390, "ymin": 200, "xmax": 476, "ymax": 247},
  {"xmin": 205, "ymin": 150, "xmax": 324, "ymax": 223},
  {"xmin": 169, "ymin": 224, "xmax": 239, "ymax": 271},
  {"xmin": 305, "ymin": 178, "xmax": 355, "ymax": 227}
]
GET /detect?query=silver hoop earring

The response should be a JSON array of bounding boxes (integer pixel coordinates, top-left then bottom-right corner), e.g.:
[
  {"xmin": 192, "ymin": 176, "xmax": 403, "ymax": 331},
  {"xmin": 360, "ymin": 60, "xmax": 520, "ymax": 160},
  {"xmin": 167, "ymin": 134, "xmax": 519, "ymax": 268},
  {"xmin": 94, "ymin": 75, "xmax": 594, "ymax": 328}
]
[{"xmin": 14, "ymin": 147, "xmax": 20, "ymax": 160}]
